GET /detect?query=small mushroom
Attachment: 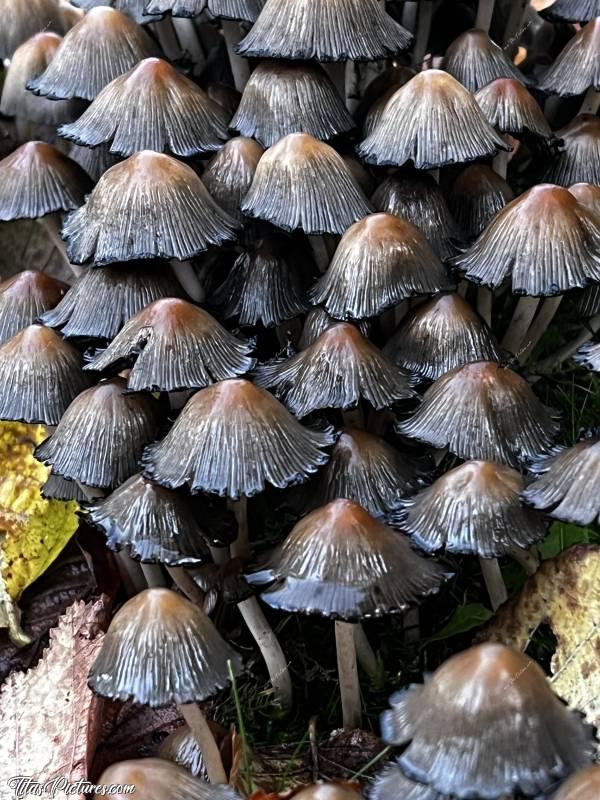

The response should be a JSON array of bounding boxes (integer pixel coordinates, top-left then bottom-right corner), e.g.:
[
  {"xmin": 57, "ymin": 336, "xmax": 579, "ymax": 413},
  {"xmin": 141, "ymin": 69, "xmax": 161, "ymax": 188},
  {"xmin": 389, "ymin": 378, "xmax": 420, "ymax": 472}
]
[
  {"xmin": 0, "ymin": 0, "xmax": 65, "ymax": 60},
  {"xmin": 70, "ymin": 0, "xmax": 161, "ymax": 24},
  {"xmin": 145, "ymin": 0, "xmax": 264, "ymax": 22},
  {"xmin": 539, "ymin": 18, "xmax": 600, "ymax": 98},
  {"xmin": 41, "ymin": 472, "xmax": 88, "ymax": 502},
  {"xmin": 474, "ymin": 77, "xmax": 554, "ymax": 142},
  {"xmin": 443, "ymin": 29, "xmax": 527, "ymax": 92},
  {"xmin": 550, "ymin": 764, "xmax": 600, "ymax": 800},
  {"xmin": 202, "ymin": 137, "xmax": 265, "ymax": 223},
  {"xmin": 540, "ymin": 0, "xmax": 600, "ymax": 22},
  {"xmin": 544, "ymin": 114, "xmax": 600, "ymax": 186},
  {"xmin": 293, "ymin": 786, "xmax": 363, "ymax": 800},
  {"xmin": 569, "ymin": 181, "xmax": 600, "ymax": 216},
  {"xmin": 448, "ymin": 164, "xmax": 514, "ymax": 240},
  {"xmin": 0, "ymin": 270, "xmax": 67, "ymax": 345}
]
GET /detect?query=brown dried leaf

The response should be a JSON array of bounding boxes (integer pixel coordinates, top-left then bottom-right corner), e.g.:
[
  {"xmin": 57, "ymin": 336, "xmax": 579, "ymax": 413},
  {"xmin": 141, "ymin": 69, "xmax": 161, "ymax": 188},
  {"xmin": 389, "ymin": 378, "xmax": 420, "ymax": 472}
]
[{"xmin": 483, "ymin": 544, "xmax": 600, "ymax": 728}]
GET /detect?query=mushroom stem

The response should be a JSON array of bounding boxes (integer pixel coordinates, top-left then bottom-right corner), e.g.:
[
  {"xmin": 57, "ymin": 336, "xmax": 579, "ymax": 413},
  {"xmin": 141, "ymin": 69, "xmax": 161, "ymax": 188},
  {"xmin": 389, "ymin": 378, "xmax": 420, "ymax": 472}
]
[
  {"xmin": 501, "ymin": 296, "xmax": 540, "ymax": 356},
  {"xmin": 508, "ymin": 545, "xmax": 539, "ymax": 575},
  {"xmin": 170, "ymin": 260, "xmax": 205, "ymax": 302},
  {"xmin": 210, "ymin": 546, "xmax": 231, "ymax": 566},
  {"xmin": 172, "ymin": 17, "xmax": 205, "ymax": 76},
  {"xmin": 40, "ymin": 214, "xmax": 82, "ymax": 279},
  {"xmin": 519, "ymin": 296, "xmax": 563, "ymax": 364},
  {"xmin": 115, "ymin": 551, "xmax": 147, "ymax": 595},
  {"xmin": 476, "ymin": 287, "xmax": 493, "ymax": 326},
  {"xmin": 178, "ymin": 702, "xmax": 227, "ymax": 784},
  {"xmin": 533, "ymin": 313, "xmax": 600, "ymax": 374},
  {"xmin": 493, "ymin": 141, "xmax": 511, "ymax": 180},
  {"xmin": 140, "ymin": 563, "xmax": 167, "ymax": 588},
  {"xmin": 475, "ymin": 0, "xmax": 496, "ymax": 32},
  {"xmin": 308, "ymin": 236, "xmax": 330, "ymax": 273},
  {"xmin": 580, "ymin": 88, "xmax": 600, "ymax": 115},
  {"xmin": 479, "ymin": 557, "xmax": 507, "ymax": 611},
  {"xmin": 335, "ymin": 620, "xmax": 361, "ymax": 730},
  {"xmin": 412, "ymin": 0, "xmax": 434, "ymax": 68},
  {"xmin": 401, "ymin": 0, "xmax": 419, "ymax": 32},
  {"xmin": 166, "ymin": 565, "xmax": 205, "ymax": 605},
  {"xmin": 229, "ymin": 497, "xmax": 250, "ymax": 561},
  {"xmin": 221, "ymin": 21, "xmax": 250, "ymax": 93},
  {"xmin": 354, "ymin": 624, "xmax": 378, "ymax": 678},
  {"xmin": 503, "ymin": 0, "xmax": 528, "ymax": 50},
  {"xmin": 237, "ymin": 597, "xmax": 293, "ymax": 710},
  {"xmin": 151, "ymin": 18, "xmax": 183, "ymax": 61}
]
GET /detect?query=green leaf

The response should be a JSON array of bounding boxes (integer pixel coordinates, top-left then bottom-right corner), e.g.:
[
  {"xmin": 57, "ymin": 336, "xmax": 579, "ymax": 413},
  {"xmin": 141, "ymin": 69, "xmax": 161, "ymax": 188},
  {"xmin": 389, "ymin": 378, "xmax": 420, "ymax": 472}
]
[
  {"xmin": 427, "ymin": 603, "xmax": 493, "ymax": 643},
  {"xmin": 539, "ymin": 522, "xmax": 599, "ymax": 561}
]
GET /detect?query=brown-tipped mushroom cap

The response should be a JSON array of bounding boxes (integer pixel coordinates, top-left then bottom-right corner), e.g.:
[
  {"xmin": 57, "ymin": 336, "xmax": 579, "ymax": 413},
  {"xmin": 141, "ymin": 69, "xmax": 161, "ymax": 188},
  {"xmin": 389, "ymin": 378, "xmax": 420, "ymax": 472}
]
[
  {"xmin": 252, "ymin": 499, "xmax": 448, "ymax": 620},
  {"xmin": 550, "ymin": 765, "xmax": 600, "ymax": 800},
  {"xmin": 237, "ymin": 0, "xmax": 412, "ymax": 61},
  {"xmin": 522, "ymin": 436, "xmax": 600, "ymax": 525},
  {"xmin": 89, "ymin": 588, "xmax": 241, "ymax": 706},
  {"xmin": 141, "ymin": 379, "xmax": 335, "ymax": 498},
  {"xmin": 70, "ymin": 0, "xmax": 161, "ymax": 24},
  {"xmin": 451, "ymin": 184, "xmax": 600, "ymax": 295},
  {"xmin": 539, "ymin": 18, "xmax": 600, "ymax": 96},
  {"xmin": 358, "ymin": 70, "xmax": 510, "ymax": 170},
  {"xmin": 449, "ymin": 164, "xmax": 514, "ymax": 240},
  {"xmin": 391, "ymin": 460, "xmax": 548, "ymax": 558},
  {"xmin": 0, "ymin": 271, "xmax": 67, "ymax": 345},
  {"xmin": 474, "ymin": 78, "xmax": 554, "ymax": 140},
  {"xmin": 145, "ymin": 0, "xmax": 264, "ymax": 22},
  {"xmin": 35, "ymin": 377, "xmax": 159, "ymax": 489},
  {"xmin": 59, "ymin": 58, "xmax": 229, "ymax": 157},
  {"xmin": 397, "ymin": 361, "xmax": 559, "ymax": 467},
  {"xmin": 443, "ymin": 29, "xmax": 527, "ymax": 92},
  {"xmin": 230, "ymin": 60, "xmax": 354, "ymax": 148},
  {"xmin": 384, "ymin": 293, "xmax": 500, "ymax": 381},
  {"xmin": 0, "ymin": 0, "xmax": 65, "ymax": 60},
  {"xmin": 242, "ymin": 133, "xmax": 373, "ymax": 234},
  {"xmin": 544, "ymin": 114, "xmax": 600, "ymax": 186},
  {"xmin": 309, "ymin": 213, "xmax": 453, "ymax": 320},
  {"xmin": 362, "ymin": 72, "xmax": 416, "ymax": 138},
  {"xmin": 574, "ymin": 340, "xmax": 600, "ymax": 371},
  {"xmin": 298, "ymin": 307, "xmax": 370, "ymax": 350},
  {"xmin": 292, "ymin": 785, "xmax": 363, "ymax": 800},
  {"xmin": 27, "ymin": 6, "xmax": 161, "ymax": 101},
  {"xmin": 381, "ymin": 643, "xmax": 596, "ymax": 797},
  {"xmin": 85, "ymin": 298, "xmax": 255, "ymax": 392},
  {"xmin": 0, "ymin": 324, "xmax": 88, "ymax": 426},
  {"xmin": 63, "ymin": 151, "xmax": 239, "ymax": 265},
  {"xmin": 569, "ymin": 182, "xmax": 600, "ymax": 216},
  {"xmin": 0, "ymin": 142, "xmax": 91, "ymax": 222},
  {"xmin": 254, "ymin": 322, "xmax": 415, "ymax": 418},
  {"xmin": 203, "ymin": 137, "xmax": 264, "ymax": 223}
]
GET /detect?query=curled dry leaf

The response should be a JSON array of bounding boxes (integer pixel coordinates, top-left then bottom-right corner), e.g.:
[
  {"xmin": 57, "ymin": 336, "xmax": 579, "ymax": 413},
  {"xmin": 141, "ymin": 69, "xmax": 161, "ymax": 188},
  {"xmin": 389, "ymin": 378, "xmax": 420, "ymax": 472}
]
[{"xmin": 483, "ymin": 544, "xmax": 600, "ymax": 730}]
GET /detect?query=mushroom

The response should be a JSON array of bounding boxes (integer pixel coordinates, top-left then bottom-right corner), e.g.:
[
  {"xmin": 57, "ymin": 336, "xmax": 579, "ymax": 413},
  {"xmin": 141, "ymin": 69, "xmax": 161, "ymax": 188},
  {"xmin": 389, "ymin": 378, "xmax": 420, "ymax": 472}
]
[
  {"xmin": 448, "ymin": 164, "xmax": 514, "ymax": 240},
  {"xmin": 355, "ymin": 64, "xmax": 416, "ymax": 124},
  {"xmin": 251, "ymin": 499, "xmax": 449, "ymax": 729},
  {"xmin": 159, "ymin": 724, "xmax": 205, "ymax": 776},
  {"xmin": 363, "ymin": 78, "xmax": 415, "ymax": 138},
  {"xmin": 443, "ymin": 29, "xmax": 527, "ymax": 92},
  {"xmin": 397, "ymin": 361, "xmax": 559, "ymax": 468},
  {"xmin": 293, "ymin": 786, "xmax": 363, "ymax": 800},
  {"xmin": 539, "ymin": 18, "xmax": 600, "ymax": 113},
  {"xmin": 88, "ymin": 588, "xmax": 243, "ymax": 783},
  {"xmin": 370, "ymin": 762, "xmax": 440, "ymax": 800},
  {"xmin": 41, "ymin": 471, "xmax": 89, "ymax": 502},
  {"xmin": 70, "ymin": 0, "xmax": 161, "ymax": 24},
  {"xmin": 574, "ymin": 340, "xmax": 600, "ymax": 371},
  {"xmin": 202, "ymin": 137, "xmax": 265, "ymax": 223},
  {"xmin": 474, "ymin": 77, "xmax": 554, "ymax": 149},
  {"xmin": 380, "ymin": 643, "xmax": 596, "ymax": 798},
  {"xmin": 544, "ymin": 114, "xmax": 600, "ymax": 187},
  {"xmin": 0, "ymin": 0, "xmax": 65, "ymax": 60},
  {"xmin": 0, "ymin": 271, "xmax": 67, "ymax": 345},
  {"xmin": 550, "ymin": 764, "xmax": 600, "ymax": 800},
  {"xmin": 540, "ymin": 0, "xmax": 600, "ymax": 22},
  {"xmin": 569, "ymin": 181, "xmax": 600, "ymax": 215},
  {"xmin": 68, "ymin": 141, "xmax": 121, "ymax": 182},
  {"xmin": 60, "ymin": 1, "xmax": 84, "ymax": 28},
  {"xmin": 145, "ymin": 0, "xmax": 264, "ymax": 23}
]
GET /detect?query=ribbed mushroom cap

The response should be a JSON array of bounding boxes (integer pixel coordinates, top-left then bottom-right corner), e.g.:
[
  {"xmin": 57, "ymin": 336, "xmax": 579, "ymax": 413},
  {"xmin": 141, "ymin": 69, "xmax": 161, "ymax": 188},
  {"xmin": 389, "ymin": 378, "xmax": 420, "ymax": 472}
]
[
  {"xmin": 370, "ymin": 762, "xmax": 440, "ymax": 800},
  {"xmin": 35, "ymin": 377, "xmax": 159, "ymax": 489},
  {"xmin": 578, "ymin": 284, "xmax": 600, "ymax": 317},
  {"xmin": 384, "ymin": 293, "xmax": 500, "ymax": 381},
  {"xmin": 253, "ymin": 499, "xmax": 448, "ymax": 620},
  {"xmin": 159, "ymin": 724, "xmax": 204, "ymax": 777},
  {"xmin": 85, "ymin": 297, "xmax": 255, "ymax": 392},
  {"xmin": 449, "ymin": 164, "xmax": 514, "ymax": 240},
  {"xmin": 443, "ymin": 29, "xmax": 527, "ymax": 92},
  {"xmin": 145, "ymin": 0, "xmax": 264, "ymax": 22},
  {"xmin": 309, "ymin": 213, "xmax": 453, "ymax": 321},
  {"xmin": 381, "ymin": 643, "xmax": 596, "ymax": 798},
  {"xmin": 242, "ymin": 133, "xmax": 372, "ymax": 234},
  {"xmin": 541, "ymin": 0, "xmax": 600, "ymax": 21},
  {"xmin": 298, "ymin": 307, "xmax": 371, "ymax": 350},
  {"xmin": 89, "ymin": 587, "xmax": 242, "ymax": 706},
  {"xmin": 41, "ymin": 471, "xmax": 88, "ymax": 502},
  {"xmin": 358, "ymin": 70, "xmax": 510, "ymax": 170},
  {"xmin": 474, "ymin": 78, "xmax": 553, "ymax": 140},
  {"xmin": 397, "ymin": 361, "xmax": 559, "ymax": 467},
  {"xmin": 212, "ymin": 235, "xmax": 309, "ymax": 328},
  {"xmin": 550, "ymin": 765, "xmax": 600, "ymax": 800},
  {"xmin": 40, "ymin": 263, "xmax": 183, "ymax": 340},
  {"xmin": 539, "ymin": 19, "xmax": 600, "ymax": 96},
  {"xmin": 0, "ymin": 33, "xmax": 79, "ymax": 125},
  {"xmin": 544, "ymin": 114, "xmax": 600, "ymax": 186},
  {"xmin": 372, "ymin": 171, "xmax": 460, "ymax": 260},
  {"xmin": 390, "ymin": 460, "xmax": 548, "ymax": 558},
  {"xmin": 522, "ymin": 437, "xmax": 600, "ymax": 525},
  {"xmin": 569, "ymin": 182, "xmax": 600, "ymax": 216},
  {"xmin": 142, "ymin": 379, "xmax": 335, "ymax": 498},
  {"xmin": 70, "ymin": 0, "xmax": 161, "ymax": 24},
  {"xmin": 27, "ymin": 6, "xmax": 161, "ymax": 101},
  {"xmin": 60, "ymin": 1, "xmax": 85, "ymax": 28},
  {"xmin": 230, "ymin": 61, "xmax": 354, "ymax": 148},
  {"xmin": 0, "ymin": 142, "xmax": 91, "ymax": 222},
  {"xmin": 0, "ymin": 0, "xmax": 65, "ymax": 60},
  {"xmin": 237, "ymin": 0, "xmax": 412, "ymax": 62},
  {"xmin": 254, "ymin": 323, "xmax": 415, "ymax": 418},
  {"xmin": 63, "ymin": 151, "xmax": 239, "ymax": 265},
  {"xmin": 292, "ymin": 785, "xmax": 362, "ymax": 800},
  {"xmin": 68, "ymin": 141, "xmax": 121, "ymax": 182},
  {"xmin": 88, "ymin": 474, "xmax": 211, "ymax": 565},
  {"xmin": 59, "ymin": 58, "xmax": 229, "ymax": 157},
  {"xmin": 451, "ymin": 184, "xmax": 600, "ymax": 295},
  {"xmin": 0, "ymin": 324, "xmax": 88, "ymax": 426},
  {"xmin": 0, "ymin": 271, "xmax": 67, "ymax": 345},
  {"xmin": 574, "ymin": 340, "xmax": 600, "ymax": 371},
  {"xmin": 203, "ymin": 137, "xmax": 264, "ymax": 223}
]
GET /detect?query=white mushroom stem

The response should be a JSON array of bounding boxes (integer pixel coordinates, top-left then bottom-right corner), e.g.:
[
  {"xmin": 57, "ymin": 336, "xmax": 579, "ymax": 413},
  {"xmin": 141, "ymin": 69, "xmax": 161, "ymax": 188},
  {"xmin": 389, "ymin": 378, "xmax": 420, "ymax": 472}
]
[
  {"xmin": 476, "ymin": 287, "xmax": 493, "ymax": 326},
  {"xmin": 178, "ymin": 702, "xmax": 227, "ymax": 784},
  {"xmin": 221, "ymin": 21, "xmax": 250, "ymax": 93},
  {"xmin": 335, "ymin": 620, "xmax": 362, "ymax": 730},
  {"xmin": 166, "ymin": 565, "xmax": 205, "ymax": 605},
  {"xmin": 475, "ymin": 0, "xmax": 496, "ymax": 32},
  {"xmin": 40, "ymin": 214, "xmax": 82, "ymax": 279},
  {"xmin": 151, "ymin": 17, "xmax": 183, "ymax": 61},
  {"xmin": 533, "ymin": 312, "xmax": 600, "ymax": 375},
  {"xmin": 412, "ymin": 0, "xmax": 434, "ymax": 68},
  {"xmin": 170, "ymin": 260, "xmax": 205, "ymax": 302},
  {"xmin": 229, "ymin": 497, "xmax": 250, "ymax": 561},
  {"xmin": 172, "ymin": 17, "xmax": 205, "ymax": 76},
  {"xmin": 479, "ymin": 557, "xmax": 507, "ymax": 611},
  {"xmin": 237, "ymin": 597, "xmax": 293, "ymax": 710},
  {"xmin": 509, "ymin": 545, "xmax": 539, "ymax": 575},
  {"xmin": 519, "ymin": 296, "xmax": 563, "ymax": 364},
  {"xmin": 354, "ymin": 624, "xmax": 378, "ymax": 678},
  {"xmin": 501, "ymin": 296, "xmax": 540, "ymax": 357},
  {"xmin": 140, "ymin": 563, "xmax": 167, "ymax": 588},
  {"xmin": 580, "ymin": 88, "xmax": 600, "ymax": 115}
]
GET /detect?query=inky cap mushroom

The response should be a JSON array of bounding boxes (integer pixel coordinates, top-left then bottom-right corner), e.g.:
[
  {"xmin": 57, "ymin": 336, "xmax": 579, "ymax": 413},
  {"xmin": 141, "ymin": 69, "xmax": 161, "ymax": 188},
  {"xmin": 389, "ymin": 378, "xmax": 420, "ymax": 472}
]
[
  {"xmin": 449, "ymin": 164, "xmax": 514, "ymax": 240},
  {"xmin": 0, "ymin": 271, "xmax": 67, "ymax": 345},
  {"xmin": 70, "ymin": 0, "xmax": 161, "ymax": 24},
  {"xmin": 568, "ymin": 181, "xmax": 600, "ymax": 216},
  {"xmin": 474, "ymin": 77, "xmax": 554, "ymax": 141},
  {"xmin": 145, "ymin": 0, "xmax": 264, "ymax": 23},
  {"xmin": 292, "ymin": 785, "xmax": 364, "ymax": 800},
  {"xmin": 202, "ymin": 137, "xmax": 264, "ymax": 223},
  {"xmin": 573, "ymin": 340, "xmax": 600, "ymax": 372},
  {"xmin": 539, "ymin": 18, "xmax": 600, "ymax": 97},
  {"xmin": 544, "ymin": 114, "xmax": 600, "ymax": 186},
  {"xmin": 159, "ymin": 724, "xmax": 205, "ymax": 776},
  {"xmin": 540, "ymin": 0, "xmax": 600, "ymax": 21},
  {"xmin": 370, "ymin": 762, "xmax": 440, "ymax": 800},
  {"xmin": 443, "ymin": 29, "xmax": 527, "ymax": 92},
  {"xmin": 0, "ymin": 0, "xmax": 65, "ymax": 60}
]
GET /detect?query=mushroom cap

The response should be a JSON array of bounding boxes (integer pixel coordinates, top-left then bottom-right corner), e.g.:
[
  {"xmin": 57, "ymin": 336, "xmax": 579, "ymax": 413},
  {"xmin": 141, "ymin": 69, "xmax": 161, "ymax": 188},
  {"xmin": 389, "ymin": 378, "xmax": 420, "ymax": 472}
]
[
  {"xmin": 372, "ymin": 171, "xmax": 459, "ymax": 261},
  {"xmin": 0, "ymin": 142, "xmax": 91, "ymax": 222},
  {"xmin": 88, "ymin": 474, "xmax": 211, "ymax": 565},
  {"xmin": 292, "ymin": 785, "xmax": 362, "ymax": 800},
  {"xmin": 451, "ymin": 184, "xmax": 600, "ymax": 295},
  {"xmin": 237, "ymin": 0, "xmax": 412, "ymax": 62},
  {"xmin": 68, "ymin": 141, "xmax": 121, "ymax": 182},
  {"xmin": 362, "ymin": 71, "xmax": 416, "ymax": 138},
  {"xmin": 253, "ymin": 498, "xmax": 448, "ymax": 620},
  {"xmin": 358, "ymin": 70, "xmax": 510, "ymax": 170},
  {"xmin": 391, "ymin": 459, "xmax": 548, "ymax": 558},
  {"xmin": 41, "ymin": 471, "xmax": 88, "ymax": 502},
  {"xmin": 539, "ymin": 18, "xmax": 600, "ymax": 96},
  {"xmin": 474, "ymin": 78, "xmax": 553, "ymax": 140},
  {"xmin": 397, "ymin": 361, "xmax": 559, "ymax": 468},
  {"xmin": 159, "ymin": 724, "xmax": 205, "ymax": 777},
  {"xmin": 309, "ymin": 213, "xmax": 453, "ymax": 320},
  {"xmin": 540, "ymin": 0, "xmax": 600, "ymax": 21},
  {"xmin": 443, "ymin": 29, "xmax": 527, "ymax": 92},
  {"xmin": 59, "ymin": 58, "xmax": 229, "ymax": 157},
  {"xmin": 242, "ymin": 133, "xmax": 373, "ymax": 235},
  {"xmin": 449, "ymin": 164, "xmax": 514, "ymax": 240},
  {"xmin": 544, "ymin": 114, "xmax": 600, "ymax": 186},
  {"xmin": 0, "ymin": 0, "xmax": 65, "ymax": 60},
  {"xmin": 141, "ymin": 378, "xmax": 335, "ymax": 498},
  {"xmin": 27, "ymin": 6, "xmax": 161, "ymax": 101},
  {"xmin": 522, "ymin": 437, "xmax": 600, "ymax": 525},
  {"xmin": 35, "ymin": 377, "xmax": 159, "ymax": 489},
  {"xmin": 70, "ymin": 0, "xmax": 161, "ymax": 24},
  {"xmin": 203, "ymin": 137, "xmax": 264, "ymax": 222},
  {"xmin": 230, "ymin": 60, "xmax": 354, "ymax": 148},
  {"xmin": 145, "ymin": 0, "xmax": 265, "ymax": 22},
  {"xmin": 0, "ymin": 324, "xmax": 88, "ymax": 426},
  {"xmin": 574, "ymin": 340, "xmax": 600, "ymax": 372},
  {"xmin": 384, "ymin": 293, "xmax": 500, "ymax": 381},
  {"xmin": 550, "ymin": 765, "xmax": 600, "ymax": 800},
  {"xmin": 89, "ymin": 588, "xmax": 242, "ymax": 706},
  {"xmin": 370, "ymin": 762, "xmax": 443, "ymax": 800},
  {"xmin": 568, "ymin": 182, "xmax": 600, "ymax": 216},
  {"xmin": 0, "ymin": 270, "xmax": 67, "ymax": 345},
  {"xmin": 63, "ymin": 151, "xmax": 239, "ymax": 265},
  {"xmin": 254, "ymin": 322, "xmax": 416, "ymax": 418},
  {"xmin": 578, "ymin": 284, "xmax": 600, "ymax": 318},
  {"xmin": 298, "ymin": 307, "xmax": 370, "ymax": 350},
  {"xmin": 381, "ymin": 643, "xmax": 596, "ymax": 798}
]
